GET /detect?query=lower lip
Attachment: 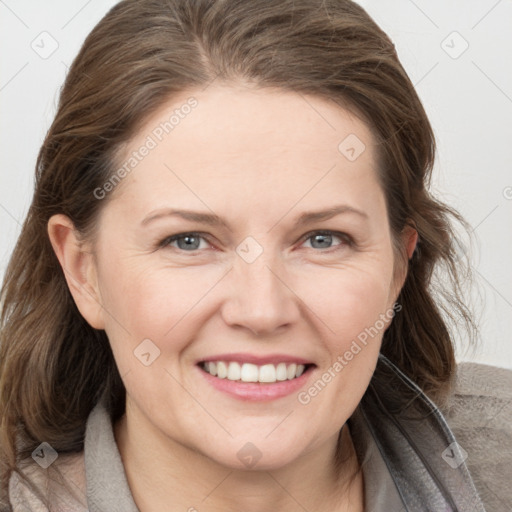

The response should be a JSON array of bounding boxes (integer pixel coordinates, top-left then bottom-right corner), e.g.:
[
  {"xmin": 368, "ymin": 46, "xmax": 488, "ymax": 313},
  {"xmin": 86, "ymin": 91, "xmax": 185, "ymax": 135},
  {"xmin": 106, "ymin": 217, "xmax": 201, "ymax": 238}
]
[{"xmin": 196, "ymin": 364, "xmax": 315, "ymax": 401}]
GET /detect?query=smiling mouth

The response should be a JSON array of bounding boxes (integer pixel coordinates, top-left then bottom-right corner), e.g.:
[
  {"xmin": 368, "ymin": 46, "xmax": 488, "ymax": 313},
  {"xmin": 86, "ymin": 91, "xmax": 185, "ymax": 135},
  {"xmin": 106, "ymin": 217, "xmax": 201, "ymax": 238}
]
[{"xmin": 198, "ymin": 361, "xmax": 315, "ymax": 384}]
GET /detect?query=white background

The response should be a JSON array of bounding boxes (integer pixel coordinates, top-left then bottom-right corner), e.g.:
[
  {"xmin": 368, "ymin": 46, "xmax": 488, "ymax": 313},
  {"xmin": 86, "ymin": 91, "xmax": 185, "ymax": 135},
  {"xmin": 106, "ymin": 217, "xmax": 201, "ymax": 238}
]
[{"xmin": 1, "ymin": 1, "xmax": 511, "ymax": 369}]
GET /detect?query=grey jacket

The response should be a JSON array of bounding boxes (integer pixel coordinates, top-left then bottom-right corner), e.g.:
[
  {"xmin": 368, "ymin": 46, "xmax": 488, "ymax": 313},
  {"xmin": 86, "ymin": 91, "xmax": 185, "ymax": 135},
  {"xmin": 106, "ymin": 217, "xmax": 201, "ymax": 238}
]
[{"xmin": 6, "ymin": 355, "xmax": 512, "ymax": 511}]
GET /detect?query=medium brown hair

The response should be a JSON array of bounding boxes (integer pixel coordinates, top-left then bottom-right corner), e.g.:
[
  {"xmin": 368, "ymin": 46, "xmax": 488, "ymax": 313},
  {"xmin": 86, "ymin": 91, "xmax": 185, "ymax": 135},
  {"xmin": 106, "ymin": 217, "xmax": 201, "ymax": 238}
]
[{"xmin": 0, "ymin": 0, "xmax": 475, "ymax": 502}]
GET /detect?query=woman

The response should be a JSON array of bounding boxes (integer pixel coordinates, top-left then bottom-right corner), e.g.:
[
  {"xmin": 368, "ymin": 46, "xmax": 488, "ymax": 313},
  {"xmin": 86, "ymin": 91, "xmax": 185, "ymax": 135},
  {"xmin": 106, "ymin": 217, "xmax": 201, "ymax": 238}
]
[{"xmin": 1, "ymin": 0, "xmax": 510, "ymax": 510}]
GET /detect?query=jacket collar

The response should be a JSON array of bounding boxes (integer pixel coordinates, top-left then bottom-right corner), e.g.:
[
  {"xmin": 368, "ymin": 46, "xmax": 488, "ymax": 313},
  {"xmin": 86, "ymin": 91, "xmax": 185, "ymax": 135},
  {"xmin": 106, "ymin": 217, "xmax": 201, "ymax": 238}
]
[{"xmin": 351, "ymin": 354, "xmax": 486, "ymax": 512}]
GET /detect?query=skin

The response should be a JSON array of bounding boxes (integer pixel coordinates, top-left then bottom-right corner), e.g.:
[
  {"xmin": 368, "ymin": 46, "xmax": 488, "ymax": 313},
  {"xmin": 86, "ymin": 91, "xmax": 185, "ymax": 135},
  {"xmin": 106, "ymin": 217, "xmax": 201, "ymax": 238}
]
[{"xmin": 49, "ymin": 83, "xmax": 417, "ymax": 512}]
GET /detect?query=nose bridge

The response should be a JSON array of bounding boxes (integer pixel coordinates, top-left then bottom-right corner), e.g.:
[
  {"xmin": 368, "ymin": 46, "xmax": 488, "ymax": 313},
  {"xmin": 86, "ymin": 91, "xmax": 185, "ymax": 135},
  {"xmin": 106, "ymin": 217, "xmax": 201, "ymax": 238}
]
[{"xmin": 222, "ymin": 236, "xmax": 299, "ymax": 334}]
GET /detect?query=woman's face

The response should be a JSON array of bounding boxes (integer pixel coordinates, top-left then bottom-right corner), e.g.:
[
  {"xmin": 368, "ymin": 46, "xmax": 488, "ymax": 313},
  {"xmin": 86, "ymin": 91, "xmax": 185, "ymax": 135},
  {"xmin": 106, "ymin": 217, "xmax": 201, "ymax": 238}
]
[{"xmin": 83, "ymin": 84, "xmax": 407, "ymax": 469}]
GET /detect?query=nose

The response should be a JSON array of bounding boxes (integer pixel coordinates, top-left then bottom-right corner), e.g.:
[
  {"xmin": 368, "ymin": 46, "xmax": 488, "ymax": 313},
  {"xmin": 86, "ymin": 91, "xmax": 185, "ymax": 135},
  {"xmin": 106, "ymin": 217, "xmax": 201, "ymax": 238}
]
[{"xmin": 220, "ymin": 247, "xmax": 301, "ymax": 336}]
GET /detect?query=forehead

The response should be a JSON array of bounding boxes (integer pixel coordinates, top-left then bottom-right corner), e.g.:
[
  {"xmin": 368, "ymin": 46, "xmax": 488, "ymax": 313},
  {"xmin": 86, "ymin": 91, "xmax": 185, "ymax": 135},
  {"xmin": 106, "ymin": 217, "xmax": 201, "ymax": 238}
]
[{"xmin": 109, "ymin": 84, "xmax": 382, "ymax": 220}]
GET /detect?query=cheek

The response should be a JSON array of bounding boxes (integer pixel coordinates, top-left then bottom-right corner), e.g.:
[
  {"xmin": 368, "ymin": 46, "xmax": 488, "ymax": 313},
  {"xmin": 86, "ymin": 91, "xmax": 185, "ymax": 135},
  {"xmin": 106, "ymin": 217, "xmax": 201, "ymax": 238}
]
[
  {"xmin": 295, "ymin": 268, "xmax": 394, "ymax": 419},
  {"xmin": 96, "ymin": 259, "xmax": 223, "ymax": 358},
  {"xmin": 299, "ymin": 261, "xmax": 394, "ymax": 340}
]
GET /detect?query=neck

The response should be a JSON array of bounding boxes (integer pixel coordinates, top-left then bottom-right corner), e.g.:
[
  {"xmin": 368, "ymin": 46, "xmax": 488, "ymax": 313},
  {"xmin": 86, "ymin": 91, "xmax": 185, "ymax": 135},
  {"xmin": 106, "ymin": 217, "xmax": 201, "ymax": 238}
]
[{"xmin": 114, "ymin": 401, "xmax": 364, "ymax": 512}]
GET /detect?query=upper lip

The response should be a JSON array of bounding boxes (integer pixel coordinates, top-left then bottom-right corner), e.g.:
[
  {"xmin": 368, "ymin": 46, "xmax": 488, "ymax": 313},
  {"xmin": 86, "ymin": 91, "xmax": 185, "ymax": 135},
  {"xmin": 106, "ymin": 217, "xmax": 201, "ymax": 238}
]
[{"xmin": 197, "ymin": 353, "xmax": 315, "ymax": 366}]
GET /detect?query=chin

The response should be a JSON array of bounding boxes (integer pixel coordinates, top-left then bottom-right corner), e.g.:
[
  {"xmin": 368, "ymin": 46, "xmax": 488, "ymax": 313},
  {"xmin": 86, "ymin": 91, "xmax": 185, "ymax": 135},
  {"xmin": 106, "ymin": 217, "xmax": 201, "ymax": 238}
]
[{"xmin": 203, "ymin": 439, "xmax": 304, "ymax": 472}]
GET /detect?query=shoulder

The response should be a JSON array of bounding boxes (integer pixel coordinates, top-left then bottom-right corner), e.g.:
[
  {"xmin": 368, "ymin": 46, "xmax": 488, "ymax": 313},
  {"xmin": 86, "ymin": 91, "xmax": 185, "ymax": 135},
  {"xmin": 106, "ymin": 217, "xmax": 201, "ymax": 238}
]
[
  {"xmin": 442, "ymin": 361, "xmax": 512, "ymax": 512},
  {"xmin": 444, "ymin": 361, "xmax": 512, "ymax": 429},
  {"xmin": 8, "ymin": 451, "xmax": 87, "ymax": 512}
]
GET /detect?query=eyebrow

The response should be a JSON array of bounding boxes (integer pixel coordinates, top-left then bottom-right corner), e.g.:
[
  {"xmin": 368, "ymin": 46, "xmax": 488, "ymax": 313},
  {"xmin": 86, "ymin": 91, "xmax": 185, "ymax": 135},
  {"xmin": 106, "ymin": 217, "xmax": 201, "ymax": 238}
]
[{"xmin": 140, "ymin": 204, "xmax": 368, "ymax": 229}]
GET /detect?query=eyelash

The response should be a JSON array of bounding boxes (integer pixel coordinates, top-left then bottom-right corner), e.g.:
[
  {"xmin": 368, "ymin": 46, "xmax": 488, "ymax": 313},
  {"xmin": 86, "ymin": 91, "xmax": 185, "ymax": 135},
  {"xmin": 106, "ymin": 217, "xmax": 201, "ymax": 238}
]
[{"xmin": 158, "ymin": 230, "xmax": 354, "ymax": 254}]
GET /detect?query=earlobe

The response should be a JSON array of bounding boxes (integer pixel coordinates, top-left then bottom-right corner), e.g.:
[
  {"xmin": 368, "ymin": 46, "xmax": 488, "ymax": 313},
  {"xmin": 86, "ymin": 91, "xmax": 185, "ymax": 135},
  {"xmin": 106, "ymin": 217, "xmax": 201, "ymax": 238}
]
[{"xmin": 47, "ymin": 214, "xmax": 105, "ymax": 330}]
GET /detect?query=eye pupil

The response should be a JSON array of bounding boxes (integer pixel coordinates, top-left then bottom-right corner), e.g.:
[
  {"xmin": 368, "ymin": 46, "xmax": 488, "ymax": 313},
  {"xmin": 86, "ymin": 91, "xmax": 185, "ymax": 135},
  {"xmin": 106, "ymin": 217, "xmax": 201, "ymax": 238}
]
[
  {"xmin": 311, "ymin": 234, "xmax": 332, "ymax": 249},
  {"xmin": 177, "ymin": 235, "xmax": 200, "ymax": 250}
]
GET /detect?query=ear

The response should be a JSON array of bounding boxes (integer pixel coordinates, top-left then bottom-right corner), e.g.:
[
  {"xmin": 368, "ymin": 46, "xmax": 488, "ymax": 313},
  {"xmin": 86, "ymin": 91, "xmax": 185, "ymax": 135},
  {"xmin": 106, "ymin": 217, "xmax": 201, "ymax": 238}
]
[
  {"xmin": 404, "ymin": 224, "xmax": 418, "ymax": 260},
  {"xmin": 390, "ymin": 224, "xmax": 418, "ymax": 303},
  {"xmin": 47, "ymin": 214, "xmax": 105, "ymax": 330}
]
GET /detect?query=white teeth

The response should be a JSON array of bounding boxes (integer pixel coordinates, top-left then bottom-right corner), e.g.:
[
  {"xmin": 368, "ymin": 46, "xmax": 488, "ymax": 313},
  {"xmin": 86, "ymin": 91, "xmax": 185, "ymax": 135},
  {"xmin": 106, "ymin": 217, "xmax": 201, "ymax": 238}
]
[
  {"xmin": 287, "ymin": 363, "xmax": 297, "ymax": 380},
  {"xmin": 201, "ymin": 361, "xmax": 309, "ymax": 383},
  {"xmin": 240, "ymin": 363, "xmax": 259, "ymax": 382},
  {"xmin": 227, "ymin": 362, "xmax": 241, "ymax": 381},
  {"xmin": 276, "ymin": 363, "xmax": 288, "ymax": 381},
  {"xmin": 259, "ymin": 364, "xmax": 276, "ymax": 383},
  {"xmin": 217, "ymin": 361, "xmax": 228, "ymax": 379}
]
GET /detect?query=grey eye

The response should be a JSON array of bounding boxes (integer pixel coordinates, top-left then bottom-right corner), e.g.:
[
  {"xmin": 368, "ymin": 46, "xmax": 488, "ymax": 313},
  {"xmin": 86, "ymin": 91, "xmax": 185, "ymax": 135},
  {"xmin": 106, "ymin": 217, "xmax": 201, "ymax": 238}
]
[
  {"xmin": 309, "ymin": 233, "xmax": 334, "ymax": 249},
  {"xmin": 303, "ymin": 232, "xmax": 345, "ymax": 250},
  {"xmin": 164, "ymin": 233, "xmax": 208, "ymax": 251}
]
